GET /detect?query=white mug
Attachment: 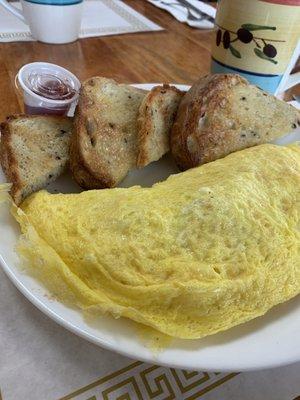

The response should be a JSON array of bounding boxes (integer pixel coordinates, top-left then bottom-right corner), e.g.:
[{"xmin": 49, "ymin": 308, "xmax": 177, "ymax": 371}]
[{"xmin": 0, "ymin": 0, "xmax": 83, "ymax": 44}]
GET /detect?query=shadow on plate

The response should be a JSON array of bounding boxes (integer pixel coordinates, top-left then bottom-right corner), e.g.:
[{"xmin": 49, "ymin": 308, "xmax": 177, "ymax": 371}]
[{"xmin": 47, "ymin": 153, "xmax": 179, "ymax": 195}]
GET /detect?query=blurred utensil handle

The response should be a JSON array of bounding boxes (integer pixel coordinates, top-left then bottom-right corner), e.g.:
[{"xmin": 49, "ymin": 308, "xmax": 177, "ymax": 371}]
[
  {"xmin": 178, "ymin": 0, "xmax": 215, "ymax": 22},
  {"xmin": 0, "ymin": 0, "xmax": 26, "ymax": 22}
]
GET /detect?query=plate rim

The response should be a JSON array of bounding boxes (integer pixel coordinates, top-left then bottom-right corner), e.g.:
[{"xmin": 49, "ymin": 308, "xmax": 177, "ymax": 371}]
[{"xmin": 1, "ymin": 82, "xmax": 299, "ymax": 372}]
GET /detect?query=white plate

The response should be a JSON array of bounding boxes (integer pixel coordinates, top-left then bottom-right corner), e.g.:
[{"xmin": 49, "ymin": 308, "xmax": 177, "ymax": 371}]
[{"xmin": 1, "ymin": 83, "xmax": 300, "ymax": 372}]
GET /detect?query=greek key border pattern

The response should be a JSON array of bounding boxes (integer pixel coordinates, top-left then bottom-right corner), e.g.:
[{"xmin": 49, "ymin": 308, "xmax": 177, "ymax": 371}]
[{"xmin": 59, "ymin": 361, "xmax": 239, "ymax": 400}]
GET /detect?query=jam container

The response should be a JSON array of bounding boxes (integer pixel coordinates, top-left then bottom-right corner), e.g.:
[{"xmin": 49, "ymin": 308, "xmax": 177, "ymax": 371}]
[{"xmin": 16, "ymin": 62, "xmax": 80, "ymax": 116}]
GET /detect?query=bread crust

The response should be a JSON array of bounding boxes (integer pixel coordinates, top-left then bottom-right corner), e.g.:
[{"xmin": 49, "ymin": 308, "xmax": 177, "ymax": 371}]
[
  {"xmin": 70, "ymin": 113, "xmax": 112, "ymax": 189},
  {"xmin": 0, "ymin": 114, "xmax": 72, "ymax": 205},
  {"xmin": 137, "ymin": 84, "xmax": 183, "ymax": 167},
  {"xmin": 70, "ymin": 77, "xmax": 146, "ymax": 189},
  {"xmin": 171, "ymin": 75, "xmax": 248, "ymax": 170},
  {"xmin": 170, "ymin": 74, "xmax": 300, "ymax": 170},
  {"xmin": 0, "ymin": 116, "xmax": 22, "ymax": 204}
]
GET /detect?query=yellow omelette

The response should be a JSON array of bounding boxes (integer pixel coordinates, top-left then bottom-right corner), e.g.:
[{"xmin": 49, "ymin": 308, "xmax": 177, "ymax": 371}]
[{"xmin": 13, "ymin": 144, "xmax": 300, "ymax": 339}]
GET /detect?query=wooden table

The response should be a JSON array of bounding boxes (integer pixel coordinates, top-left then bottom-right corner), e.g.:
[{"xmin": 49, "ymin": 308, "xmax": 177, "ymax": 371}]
[{"xmin": 0, "ymin": 0, "xmax": 214, "ymax": 121}]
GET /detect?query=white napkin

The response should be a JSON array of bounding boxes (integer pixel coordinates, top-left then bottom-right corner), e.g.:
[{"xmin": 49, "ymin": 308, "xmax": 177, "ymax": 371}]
[
  {"xmin": 148, "ymin": 0, "xmax": 215, "ymax": 29},
  {"xmin": 0, "ymin": 0, "xmax": 162, "ymax": 42}
]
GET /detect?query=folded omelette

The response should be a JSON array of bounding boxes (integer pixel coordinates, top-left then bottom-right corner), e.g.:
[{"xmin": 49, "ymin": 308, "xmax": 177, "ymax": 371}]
[{"xmin": 13, "ymin": 144, "xmax": 300, "ymax": 339}]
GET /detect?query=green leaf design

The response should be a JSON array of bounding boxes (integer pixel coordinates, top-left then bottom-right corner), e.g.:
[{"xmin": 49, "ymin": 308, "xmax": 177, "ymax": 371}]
[
  {"xmin": 229, "ymin": 45, "xmax": 241, "ymax": 58},
  {"xmin": 241, "ymin": 23, "xmax": 276, "ymax": 31},
  {"xmin": 254, "ymin": 48, "xmax": 278, "ymax": 64}
]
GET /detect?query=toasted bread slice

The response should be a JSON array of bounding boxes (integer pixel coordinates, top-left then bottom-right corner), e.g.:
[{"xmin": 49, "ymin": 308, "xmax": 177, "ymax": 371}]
[
  {"xmin": 137, "ymin": 84, "xmax": 183, "ymax": 167},
  {"xmin": 171, "ymin": 74, "xmax": 300, "ymax": 170},
  {"xmin": 0, "ymin": 115, "xmax": 72, "ymax": 205},
  {"xmin": 69, "ymin": 120, "xmax": 103, "ymax": 189},
  {"xmin": 70, "ymin": 77, "xmax": 146, "ymax": 189}
]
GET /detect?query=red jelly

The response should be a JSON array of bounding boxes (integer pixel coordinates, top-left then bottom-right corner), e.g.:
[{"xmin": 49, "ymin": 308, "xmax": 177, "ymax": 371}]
[
  {"xmin": 28, "ymin": 73, "xmax": 76, "ymax": 101},
  {"xmin": 24, "ymin": 104, "xmax": 68, "ymax": 115},
  {"xmin": 17, "ymin": 62, "xmax": 80, "ymax": 116}
]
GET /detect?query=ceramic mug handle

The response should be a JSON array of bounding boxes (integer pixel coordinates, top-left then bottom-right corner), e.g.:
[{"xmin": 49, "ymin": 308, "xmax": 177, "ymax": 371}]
[
  {"xmin": 0, "ymin": 0, "xmax": 26, "ymax": 23},
  {"xmin": 282, "ymin": 71, "xmax": 300, "ymax": 91},
  {"xmin": 275, "ymin": 40, "xmax": 300, "ymax": 96}
]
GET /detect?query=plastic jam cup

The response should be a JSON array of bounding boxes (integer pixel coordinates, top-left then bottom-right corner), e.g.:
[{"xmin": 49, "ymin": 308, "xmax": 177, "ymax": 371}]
[{"xmin": 16, "ymin": 62, "xmax": 81, "ymax": 116}]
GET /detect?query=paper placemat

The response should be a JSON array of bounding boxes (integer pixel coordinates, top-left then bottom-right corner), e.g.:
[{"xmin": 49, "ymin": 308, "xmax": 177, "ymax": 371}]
[
  {"xmin": 0, "ymin": 0, "xmax": 162, "ymax": 42},
  {"xmin": 0, "ymin": 265, "xmax": 300, "ymax": 400}
]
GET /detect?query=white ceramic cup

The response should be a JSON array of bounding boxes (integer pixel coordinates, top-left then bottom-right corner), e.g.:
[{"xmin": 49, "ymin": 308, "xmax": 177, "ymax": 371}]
[{"xmin": 0, "ymin": 0, "xmax": 83, "ymax": 44}]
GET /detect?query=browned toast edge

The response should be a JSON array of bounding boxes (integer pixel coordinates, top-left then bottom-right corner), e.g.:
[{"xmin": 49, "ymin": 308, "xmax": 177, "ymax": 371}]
[
  {"xmin": 70, "ymin": 78, "xmax": 147, "ymax": 189},
  {"xmin": 0, "ymin": 114, "xmax": 72, "ymax": 205},
  {"xmin": 137, "ymin": 84, "xmax": 183, "ymax": 167},
  {"xmin": 69, "ymin": 115, "xmax": 113, "ymax": 189},
  {"xmin": 69, "ymin": 100, "xmax": 116, "ymax": 189}
]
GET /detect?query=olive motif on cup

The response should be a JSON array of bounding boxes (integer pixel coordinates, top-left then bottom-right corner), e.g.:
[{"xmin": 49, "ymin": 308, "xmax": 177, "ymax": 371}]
[{"xmin": 215, "ymin": 24, "xmax": 279, "ymax": 64}]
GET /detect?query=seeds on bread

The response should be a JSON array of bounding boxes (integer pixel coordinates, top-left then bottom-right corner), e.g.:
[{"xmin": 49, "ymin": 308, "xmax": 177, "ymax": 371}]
[
  {"xmin": 171, "ymin": 74, "xmax": 300, "ymax": 170},
  {"xmin": 0, "ymin": 115, "xmax": 72, "ymax": 205},
  {"xmin": 137, "ymin": 84, "xmax": 183, "ymax": 167},
  {"xmin": 70, "ymin": 77, "xmax": 146, "ymax": 189}
]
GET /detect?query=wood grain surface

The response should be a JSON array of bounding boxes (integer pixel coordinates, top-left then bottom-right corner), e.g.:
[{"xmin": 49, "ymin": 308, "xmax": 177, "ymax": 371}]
[{"xmin": 0, "ymin": 0, "xmax": 215, "ymax": 120}]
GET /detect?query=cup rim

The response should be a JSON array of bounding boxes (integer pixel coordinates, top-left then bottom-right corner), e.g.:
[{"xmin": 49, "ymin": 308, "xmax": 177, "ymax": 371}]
[{"xmin": 17, "ymin": 62, "xmax": 80, "ymax": 105}]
